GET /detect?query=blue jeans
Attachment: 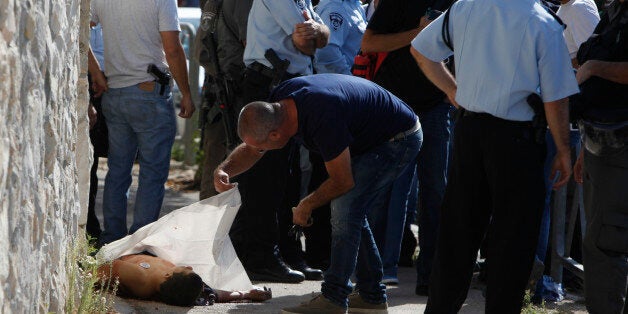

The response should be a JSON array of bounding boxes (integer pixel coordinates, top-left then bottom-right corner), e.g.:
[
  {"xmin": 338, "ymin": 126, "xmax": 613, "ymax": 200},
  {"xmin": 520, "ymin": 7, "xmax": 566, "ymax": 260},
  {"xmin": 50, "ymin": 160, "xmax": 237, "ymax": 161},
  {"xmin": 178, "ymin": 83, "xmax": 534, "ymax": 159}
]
[
  {"xmin": 368, "ymin": 163, "xmax": 416, "ymax": 279},
  {"xmin": 322, "ymin": 130, "xmax": 423, "ymax": 307},
  {"xmin": 368, "ymin": 102, "xmax": 451, "ymax": 281},
  {"xmin": 415, "ymin": 102, "xmax": 452, "ymax": 286},
  {"xmin": 534, "ymin": 130, "xmax": 581, "ymax": 296},
  {"xmin": 100, "ymin": 83, "xmax": 176, "ymax": 244}
]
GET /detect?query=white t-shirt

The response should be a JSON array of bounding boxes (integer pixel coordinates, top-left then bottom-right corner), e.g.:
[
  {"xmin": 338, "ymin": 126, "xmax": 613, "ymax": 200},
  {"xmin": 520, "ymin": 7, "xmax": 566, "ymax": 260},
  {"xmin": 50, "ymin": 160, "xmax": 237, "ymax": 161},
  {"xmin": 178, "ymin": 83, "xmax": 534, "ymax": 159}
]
[
  {"xmin": 556, "ymin": 0, "xmax": 600, "ymax": 59},
  {"xmin": 91, "ymin": 0, "xmax": 180, "ymax": 88}
]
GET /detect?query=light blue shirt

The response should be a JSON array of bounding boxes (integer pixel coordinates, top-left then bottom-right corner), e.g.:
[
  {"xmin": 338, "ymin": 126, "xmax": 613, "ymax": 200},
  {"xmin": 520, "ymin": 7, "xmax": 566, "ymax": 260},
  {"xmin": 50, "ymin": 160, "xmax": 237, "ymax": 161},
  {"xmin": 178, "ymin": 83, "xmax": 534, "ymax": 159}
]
[
  {"xmin": 244, "ymin": 0, "xmax": 323, "ymax": 76},
  {"xmin": 314, "ymin": 0, "xmax": 366, "ymax": 74},
  {"xmin": 411, "ymin": 0, "xmax": 580, "ymax": 121},
  {"xmin": 90, "ymin": 24, "xmax": 106, "ymax": 71}
]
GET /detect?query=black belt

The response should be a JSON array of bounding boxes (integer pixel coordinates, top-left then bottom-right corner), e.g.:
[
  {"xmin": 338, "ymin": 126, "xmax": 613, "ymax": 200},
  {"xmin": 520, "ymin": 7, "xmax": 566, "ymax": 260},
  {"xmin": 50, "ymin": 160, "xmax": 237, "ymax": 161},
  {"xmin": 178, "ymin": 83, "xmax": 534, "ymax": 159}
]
[
  {"xmin": 462, "ymin": 109, "xmax": 532, "ymax": 127},
  {"xmin": 581, "ymin": 119, "xmax": 628, "ymax": 156},
  {"xmin": 247, "ymin": 62, "xmax": 300, "ymax": 80}
]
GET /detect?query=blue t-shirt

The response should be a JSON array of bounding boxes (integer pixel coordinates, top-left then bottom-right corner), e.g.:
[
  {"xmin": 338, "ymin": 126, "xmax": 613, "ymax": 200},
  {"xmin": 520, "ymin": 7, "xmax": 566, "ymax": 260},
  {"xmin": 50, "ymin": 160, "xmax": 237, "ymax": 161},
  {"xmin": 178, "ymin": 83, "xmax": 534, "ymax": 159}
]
[{"xmin": 269, "ymin": 74, "xmax": 418, "ymax": 161}]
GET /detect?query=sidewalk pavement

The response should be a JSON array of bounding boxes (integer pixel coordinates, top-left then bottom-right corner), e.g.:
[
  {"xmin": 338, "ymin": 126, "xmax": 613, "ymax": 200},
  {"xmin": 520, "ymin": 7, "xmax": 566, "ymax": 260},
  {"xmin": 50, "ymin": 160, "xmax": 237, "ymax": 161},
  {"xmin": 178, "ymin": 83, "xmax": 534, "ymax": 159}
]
[{"xmin": 94, "ymin": 159, "xmax": 588, "ymax": 313}]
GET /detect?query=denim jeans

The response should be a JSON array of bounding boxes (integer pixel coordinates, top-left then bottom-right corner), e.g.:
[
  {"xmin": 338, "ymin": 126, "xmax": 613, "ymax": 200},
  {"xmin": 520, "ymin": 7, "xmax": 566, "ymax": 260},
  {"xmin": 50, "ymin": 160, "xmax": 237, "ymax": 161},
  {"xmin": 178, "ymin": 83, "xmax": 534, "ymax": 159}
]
[
  {"xmin": 534, "ymin": 130, "xmax": 581, "ymax": 297},
  {"xmin": 322, "ymin": 130, "xmax": 423, "ymax": 307},
  {"xmin": 415, "ymin": 102, "xmax": 452, "ymax": 286},
  {"xmin": 368, "ymin": 162, "xmax": 416, "ymax": 279},
  {"xmin": 100, "ymin": 83, "xmax": 176, "ymax": 244}
]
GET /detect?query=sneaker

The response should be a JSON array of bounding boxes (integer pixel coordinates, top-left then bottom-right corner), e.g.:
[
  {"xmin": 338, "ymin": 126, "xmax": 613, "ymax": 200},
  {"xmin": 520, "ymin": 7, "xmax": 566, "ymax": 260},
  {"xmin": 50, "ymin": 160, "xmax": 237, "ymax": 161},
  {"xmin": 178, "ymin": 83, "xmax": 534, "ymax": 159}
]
[
  {"xmin": 282, "ymin": 294, "xmax": 347, "ymax": 314},
  {"xmin": 381, "ymin": 276, "xmax": 398, "ymax": 285},
  {"xmin": 348, "ymin": 293, "xmax": 388, "ymax": 313}
]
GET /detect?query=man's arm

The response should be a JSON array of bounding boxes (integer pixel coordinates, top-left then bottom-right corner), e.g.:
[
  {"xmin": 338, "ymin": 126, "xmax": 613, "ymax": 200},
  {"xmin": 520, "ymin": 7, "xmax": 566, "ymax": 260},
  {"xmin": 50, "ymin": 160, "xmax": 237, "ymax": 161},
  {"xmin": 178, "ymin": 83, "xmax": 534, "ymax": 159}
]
[
  {"xmin": 576, "ymin": 61, "xmax": 628, "ymax": 85},
  {"xmin": 88, "ymin": 47, "xmax": 108, "ymax": 97},
  {"xmin": 161, "ymin": 31, "xmax": 195, "ymax": 119},
  {"xmin": 361, "ymin": 16, "xmax": 432, "ymax": 53},
  {"xmin": 410, "ymin": 47, "xmax": 459, "ymax": 107},
  {"xmin": 292, "ymin": 148, "xmax": 354, "ymax": 226},
  {"xmin": 545, "ymin": 98, "xmax": 572, "ymax": 189},
  {"xmin": 361, "ymin": 28, "xmax": 419, "ymax": 53},
  {"xmin": 292, "ymin": 11, "xmax": 330, "ymax": 56},
  {"xmin": 213, "ymin": 143, "xmax": 266, "ymax": 192}
]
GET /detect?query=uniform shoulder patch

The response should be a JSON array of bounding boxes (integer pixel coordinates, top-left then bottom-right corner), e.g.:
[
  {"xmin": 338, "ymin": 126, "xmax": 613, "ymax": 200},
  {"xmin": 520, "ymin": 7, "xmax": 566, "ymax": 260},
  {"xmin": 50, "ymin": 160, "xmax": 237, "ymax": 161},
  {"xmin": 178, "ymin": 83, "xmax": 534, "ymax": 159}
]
[
  {"xmin": 295, "ymin": 0, "xmax": 307, "ymax": 11},
  {"xmin": 329, "ymin": 12, "xmax": 344, "ymax": 31}
]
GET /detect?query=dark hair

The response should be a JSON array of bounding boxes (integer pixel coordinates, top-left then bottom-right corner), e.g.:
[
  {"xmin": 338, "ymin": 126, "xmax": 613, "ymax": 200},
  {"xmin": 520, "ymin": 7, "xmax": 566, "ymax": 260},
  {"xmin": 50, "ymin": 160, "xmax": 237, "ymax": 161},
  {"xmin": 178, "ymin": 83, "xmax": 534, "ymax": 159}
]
[{"xmin": 156, "ymin": 271, "xmax": 203, "ymax": 306}]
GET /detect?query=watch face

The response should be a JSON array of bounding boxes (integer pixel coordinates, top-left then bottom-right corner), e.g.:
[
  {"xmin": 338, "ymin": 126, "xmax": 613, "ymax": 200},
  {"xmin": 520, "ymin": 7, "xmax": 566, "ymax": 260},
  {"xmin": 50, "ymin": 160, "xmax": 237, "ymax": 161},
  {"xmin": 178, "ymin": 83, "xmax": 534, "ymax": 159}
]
[{"xmin": 139, "ymin": 262, "xmax": 151, "ymax": 269}]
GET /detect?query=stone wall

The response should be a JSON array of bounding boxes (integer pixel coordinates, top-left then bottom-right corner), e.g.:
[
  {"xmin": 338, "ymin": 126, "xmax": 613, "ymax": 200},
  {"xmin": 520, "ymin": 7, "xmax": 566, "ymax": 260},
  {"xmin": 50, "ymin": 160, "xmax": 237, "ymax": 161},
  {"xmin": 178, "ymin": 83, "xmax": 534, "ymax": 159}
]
[{"xmin": 0, "ymin": 0, "xmax": 91, "ymax": 312}]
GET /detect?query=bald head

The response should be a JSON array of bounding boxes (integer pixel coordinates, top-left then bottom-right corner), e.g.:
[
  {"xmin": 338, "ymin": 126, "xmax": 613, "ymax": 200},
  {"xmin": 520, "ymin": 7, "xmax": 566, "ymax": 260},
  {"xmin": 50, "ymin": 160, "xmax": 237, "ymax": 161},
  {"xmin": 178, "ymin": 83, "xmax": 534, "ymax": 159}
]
[{"xmin": 238, "ymin": 101, "xmax": 286, "ymax": 143}]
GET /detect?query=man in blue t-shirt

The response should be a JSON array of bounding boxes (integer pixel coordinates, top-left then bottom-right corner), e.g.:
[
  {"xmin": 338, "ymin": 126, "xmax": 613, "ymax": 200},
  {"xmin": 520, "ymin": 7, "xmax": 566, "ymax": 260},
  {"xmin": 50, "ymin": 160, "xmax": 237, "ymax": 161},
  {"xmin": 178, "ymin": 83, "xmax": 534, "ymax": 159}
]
[{"xmin": 213, "ymin": 74, "xmax": 422, "ymax": 313}]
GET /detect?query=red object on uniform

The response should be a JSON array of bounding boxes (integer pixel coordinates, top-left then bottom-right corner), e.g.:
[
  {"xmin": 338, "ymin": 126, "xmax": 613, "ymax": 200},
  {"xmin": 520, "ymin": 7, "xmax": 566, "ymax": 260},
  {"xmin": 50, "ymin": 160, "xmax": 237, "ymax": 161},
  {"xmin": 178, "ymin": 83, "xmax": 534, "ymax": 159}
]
[{"xmin": 351, "ymin": 51, "xmax": 388, "ymax": 81}]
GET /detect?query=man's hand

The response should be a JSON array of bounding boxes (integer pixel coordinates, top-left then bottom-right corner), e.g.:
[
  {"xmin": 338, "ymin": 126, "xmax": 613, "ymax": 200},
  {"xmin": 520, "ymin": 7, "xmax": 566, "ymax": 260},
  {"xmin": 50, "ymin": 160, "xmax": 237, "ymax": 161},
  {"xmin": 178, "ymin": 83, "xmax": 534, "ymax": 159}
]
[
  {"xmin": 178, "ymin": 94, "xmax": 195, "ymax": 119},
  {"xmin": 292, "ymin": 204, "xmax": 313, "ymax": 227},
  {"xmin": 292, "ymin": 11, "xmax": 318, "ymax": 55},
  {"xmin": 294, "ymin": 11, "xmax": 321, "ymax": 40},
  {"xmin": 573, "ymin": 150, "xmax": 584, "ymax": 184},
  {"xmin": 91, "ymin": 71, "xmax": 108, "ymax": 97},
  {"xmin": 88, "ymin": 104, "xmax": 98, "ymax": 129},
  {"xmin": 445, "ymin": 86, "xmax": 459, "ymax": 108},
  {"xmin": 292, "ymin": 10, "xmax": 328, "ymax": 55},
  {"xmin": 576, "ymin": 60, "xmax": 597, "ymax": 85},
  {"xmin": 550, "ymin": 150, "xmax": 572, "ymax": 189},
  {"xmin": 214, "ymin": 168, "xmax": 236, "ymax": 192}
]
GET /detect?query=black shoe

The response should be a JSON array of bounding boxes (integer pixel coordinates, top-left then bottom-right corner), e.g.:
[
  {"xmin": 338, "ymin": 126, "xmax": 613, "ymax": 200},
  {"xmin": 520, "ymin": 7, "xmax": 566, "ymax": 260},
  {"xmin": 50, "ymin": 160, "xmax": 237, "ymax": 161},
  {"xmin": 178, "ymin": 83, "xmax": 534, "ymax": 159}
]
[
  {"xmin": 246, "ymin": 262, "xmax": 305, "ymax": 283},
  {"xmin": 290, "ymin": 262, "xmax": 323, "ymax": 281},
  {"xmin": 415, "ymin": 284, "xmax": 429, "ymax": 296},
  {"xmin": 307, "ymin": 258, "xmax": 330, "ymax": 272}
]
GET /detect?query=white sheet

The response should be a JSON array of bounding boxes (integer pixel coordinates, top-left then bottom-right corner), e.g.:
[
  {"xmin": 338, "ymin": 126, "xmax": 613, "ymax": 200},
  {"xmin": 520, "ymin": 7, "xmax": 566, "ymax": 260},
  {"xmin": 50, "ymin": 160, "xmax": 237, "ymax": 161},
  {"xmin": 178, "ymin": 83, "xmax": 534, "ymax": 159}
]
[{"xmin": 96, "ymin": 187, "xmax": 252, "ymax": 291}]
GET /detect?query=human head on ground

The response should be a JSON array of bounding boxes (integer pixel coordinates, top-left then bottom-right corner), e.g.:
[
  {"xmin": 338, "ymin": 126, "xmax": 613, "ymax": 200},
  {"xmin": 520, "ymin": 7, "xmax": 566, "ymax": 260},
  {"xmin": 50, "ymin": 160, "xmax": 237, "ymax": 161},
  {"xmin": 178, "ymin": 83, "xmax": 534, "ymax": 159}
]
[
  {"xmin": 156, "ymin": 267, "xmax": 203, "ymax": 306},
  {"xmin": 237, "ymin": 101, "xmax": 292, "ymax": 151}
]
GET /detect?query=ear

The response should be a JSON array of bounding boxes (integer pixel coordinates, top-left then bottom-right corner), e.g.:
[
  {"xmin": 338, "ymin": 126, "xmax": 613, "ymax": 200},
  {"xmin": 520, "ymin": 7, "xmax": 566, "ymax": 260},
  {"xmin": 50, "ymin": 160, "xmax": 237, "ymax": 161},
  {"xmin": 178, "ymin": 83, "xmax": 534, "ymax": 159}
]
[{"xmin": 164, "ymin": 272, "xmax": 172, "ymax": 278}]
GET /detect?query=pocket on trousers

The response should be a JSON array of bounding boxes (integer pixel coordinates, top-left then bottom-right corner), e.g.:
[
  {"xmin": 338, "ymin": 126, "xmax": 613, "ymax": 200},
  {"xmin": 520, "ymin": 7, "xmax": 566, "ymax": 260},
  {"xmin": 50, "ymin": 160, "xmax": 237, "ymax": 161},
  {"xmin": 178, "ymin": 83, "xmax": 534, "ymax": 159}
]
[{"xmin": 597, "ymin": 208, "xmax": 628, "ymax": 255}]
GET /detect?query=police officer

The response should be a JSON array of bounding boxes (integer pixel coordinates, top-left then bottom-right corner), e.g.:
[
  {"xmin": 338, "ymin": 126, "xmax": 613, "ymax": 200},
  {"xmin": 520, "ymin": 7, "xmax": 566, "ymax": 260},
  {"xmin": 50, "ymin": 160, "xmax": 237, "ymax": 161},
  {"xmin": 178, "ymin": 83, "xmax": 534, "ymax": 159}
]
[
  {"xmin": 197, "ymin": 0, "xmax": 253, "ymax": 200},
  {"xmin": 226, "ymin": 0, "xmax": 330, "ymax": 283},
  {"xmin": 410, "ymin": 0, "xmax": 579, "ymax": 311},
  {"xmin": 572, "ymin": 0, "xmax": 628, "ymax": 312},
  {"xmin": 314, "ymin": 0, "xmax": 367, "ymax": 74}
]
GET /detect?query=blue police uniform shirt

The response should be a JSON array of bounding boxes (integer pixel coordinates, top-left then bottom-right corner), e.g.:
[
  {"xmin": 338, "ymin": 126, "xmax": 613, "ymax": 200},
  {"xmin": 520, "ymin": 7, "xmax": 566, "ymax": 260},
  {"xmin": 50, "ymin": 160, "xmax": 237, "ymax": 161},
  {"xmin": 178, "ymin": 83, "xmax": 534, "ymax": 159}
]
[
  {"xmin": 268, "ymin": 74, "xmax": 418, "ymax": 162},
  {"xmin": 244, "ymin": 0, "xmax": 324, "ymax": 76},
  {"xmin": 90, "ymin": 24, "xmax": 106, "ymax": 71},
  {"xmin": 411, "ymin": 0, "xmax": 580, "ymax": 121},
  {"xmin": 314, "ymin": 0, "xmax": 366, "ymax": 74}
]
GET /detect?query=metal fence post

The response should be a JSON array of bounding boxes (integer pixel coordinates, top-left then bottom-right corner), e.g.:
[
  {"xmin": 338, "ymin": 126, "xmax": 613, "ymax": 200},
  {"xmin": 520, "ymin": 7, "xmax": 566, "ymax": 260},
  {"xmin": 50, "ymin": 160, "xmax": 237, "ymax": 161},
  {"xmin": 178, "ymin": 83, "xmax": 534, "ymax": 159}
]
[
  {"xmin": 550, "ymin": 165, "xmax": 586, "ymax": 286},
  {"xmin": 179, "ymin": 22, "xmax": 201, "ymax": 167}
]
